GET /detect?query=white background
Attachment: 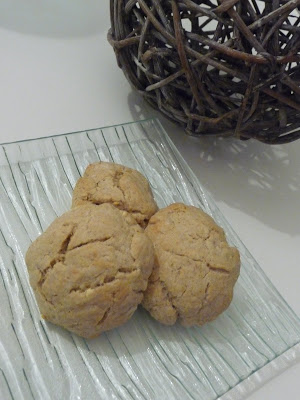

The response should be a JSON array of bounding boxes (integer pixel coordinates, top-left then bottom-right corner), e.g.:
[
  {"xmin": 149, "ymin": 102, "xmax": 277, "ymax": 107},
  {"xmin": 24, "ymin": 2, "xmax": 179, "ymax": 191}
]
[{"xmin": 0, "ymin": 1, "xmax": 299, "ymax": 399}]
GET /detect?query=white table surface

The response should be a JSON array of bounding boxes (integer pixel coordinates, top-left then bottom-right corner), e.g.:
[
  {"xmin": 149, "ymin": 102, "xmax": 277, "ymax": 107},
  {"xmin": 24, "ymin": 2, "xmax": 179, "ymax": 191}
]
[{"xmin": 0, "ymin": 2, "xmax": 299, "ymax": 399}]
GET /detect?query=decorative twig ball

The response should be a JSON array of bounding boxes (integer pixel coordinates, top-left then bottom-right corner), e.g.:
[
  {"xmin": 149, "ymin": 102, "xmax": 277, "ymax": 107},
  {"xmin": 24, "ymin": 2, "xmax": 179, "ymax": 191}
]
[{"xmin": 108, "ymin": 0, "xmax": 300, "ymax": 144}]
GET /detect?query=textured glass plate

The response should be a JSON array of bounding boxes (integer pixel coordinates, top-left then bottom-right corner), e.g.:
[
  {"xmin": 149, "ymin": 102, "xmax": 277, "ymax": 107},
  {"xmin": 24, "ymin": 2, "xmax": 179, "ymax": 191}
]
[{"xmin": 0, "ymin": 119, "xmax": 300, "ymax": 400}]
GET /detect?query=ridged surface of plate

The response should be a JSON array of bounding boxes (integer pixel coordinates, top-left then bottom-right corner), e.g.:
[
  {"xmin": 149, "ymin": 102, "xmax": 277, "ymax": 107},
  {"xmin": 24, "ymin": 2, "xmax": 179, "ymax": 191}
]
[{"xmin": 0, "ymin": 119, "xmax": 299, "ymax": 400}]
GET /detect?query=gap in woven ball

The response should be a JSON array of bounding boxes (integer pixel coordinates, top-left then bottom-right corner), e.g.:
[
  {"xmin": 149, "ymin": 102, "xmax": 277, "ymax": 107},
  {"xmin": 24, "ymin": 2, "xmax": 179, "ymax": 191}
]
[{"xmin": 109, "ymin": 0, "xmax": 300, "ymax": 144}]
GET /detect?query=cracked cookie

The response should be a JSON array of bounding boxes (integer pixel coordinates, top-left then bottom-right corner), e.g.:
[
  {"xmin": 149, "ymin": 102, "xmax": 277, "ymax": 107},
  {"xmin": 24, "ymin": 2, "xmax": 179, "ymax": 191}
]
[
  {"xmin": 25, "ymin": 203, "xmax": 155, "ymax": 338},
  {"xmin": 72, "ymin": 162, "xmax": 158, "ymax": 228},
  {"xmin": 142, "ymin": 203, "xmax": 240, "ymax": 326}
]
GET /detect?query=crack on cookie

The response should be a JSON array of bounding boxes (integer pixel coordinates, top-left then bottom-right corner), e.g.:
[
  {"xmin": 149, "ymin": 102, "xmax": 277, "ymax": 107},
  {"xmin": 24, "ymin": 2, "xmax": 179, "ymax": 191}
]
[
  {"xmin": 206, "ymin": 263, "xmax": 230, "ymax": 274},
  {"xmin": 104, "ymin": 275, "xmax": 115, "ymax": 284},
  {"xmin": 97, "ymin": 308, "xmax": 110, "ymax": 326},
  {"xmin": 66, "ymin": 266, "xmax": 138, "ymax": 295},
  {"xmin": 203, "ymin": 283, "xmax": 210, "ymax": 305},
  {"xmin": 118, "ymin": 267, "xmax": 137, "ymax": 274},
  {"xmin": 38, "ymin": 269, "xmax": 49, "ymax": 289},
  {"xmin": 164, "ymin": 249, "xmax": 204, "ymax": 264},
  {"xmin": 187, "ymin": 228, "xmax": 212, "ymax": 242},
  {"xmin": 86, "ymin": 193, "xmax": 125, "ymax": 209},
  {"xmin": 75, "ymin": 168, "xmax": 155, "ymax": 227},
  {"xmin": 38, "ymin": 227, "xmax": 76, "ymax": 287},
  {"xmin": 130, "ymin": 210, "xmax": 148, "ymax": 220},
  {"xmin": 177, "ymin": 288, "xmax": 187, "ymax": 299},
  {"xmin": 87, "ymin": 198, "xmax": 146, "ymax": 218},
  {"xmin": 69, "ymin": 275, "xmax": 119, "ymax": 293},
  {"xmin": 38, "ymin": 225, "xmax": 76, "ymax": 295},
  {"xmin": 113, "ymin": 169, "xmax": 126, "ymax": 199},
  {"xmin": 87, "ymin": 198, "xmax": 103, "ymax": 206},
  {"xmin": 38, "ymin": 259, "xmax": 57, "ymax": 288},
  {"xmin": 59, "ymin": 227, "xmax": 75, "ymax": 254},
  {"xmin": 39, "ymin": 234, "xmax": 117, "ymax": 298},
  {"xmin": 160, "ymin": 279, "xmax": 179, "ymax": 319},
  {"xmin": 112, "ymin": 171, "xmax": 149, "ymax": 219},
  {"xmin": 68, "ymin": 236, "xmax": 112, "ymax": 251},
  {"xmin": 204, "ymin": 228, "xmax": 214, "ymax": 241},
  {"xmin": 163, "ymin": 250, "xmax": 230, "ymax": 275},
  {"xmin": 84, "ymin": 193, "xmax": 148, "ymax": 226}
]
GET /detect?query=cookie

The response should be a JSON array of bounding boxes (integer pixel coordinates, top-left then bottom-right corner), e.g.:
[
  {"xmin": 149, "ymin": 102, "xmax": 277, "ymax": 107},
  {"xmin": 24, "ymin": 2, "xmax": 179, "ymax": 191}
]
[
  {"xmin": 72, "ymin": 162, "xmax": 158, "ymax": 228},
  {"xmin": 26, "ymin": 204, "xmax": 154, "ymax": 338},
  {"xmin": 142, "ymin": 203, "xmax": 240, "ymax": 326}
]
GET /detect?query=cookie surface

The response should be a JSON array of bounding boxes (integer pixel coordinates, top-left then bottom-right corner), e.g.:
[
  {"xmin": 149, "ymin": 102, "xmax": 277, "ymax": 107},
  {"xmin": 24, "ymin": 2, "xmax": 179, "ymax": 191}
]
[
  {"xmin": 72, "ymin": 162, "xmax": 158, "ymax": 227},
  {"xmin": 142, "ymin": 203, "xmax": 240, "ymax": 326},
  {"xmin": 26, "ymin": 204, "xmax": 154, "ymax": 338}
]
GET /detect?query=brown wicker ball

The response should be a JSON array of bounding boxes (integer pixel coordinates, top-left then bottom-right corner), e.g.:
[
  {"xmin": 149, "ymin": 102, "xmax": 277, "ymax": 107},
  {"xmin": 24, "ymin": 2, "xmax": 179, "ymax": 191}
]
[{"xmin": 108, "ymin": 0, "xmax": 300, "ymax": 144}]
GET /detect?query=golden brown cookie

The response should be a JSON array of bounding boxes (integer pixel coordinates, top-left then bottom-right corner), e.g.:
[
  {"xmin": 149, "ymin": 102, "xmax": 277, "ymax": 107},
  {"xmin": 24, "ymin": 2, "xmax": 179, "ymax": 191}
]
[
  {"xmin": 142, "ymin": 203, "xmax": 240, "ymax": 326},
  {"xmin": 26, "ymin": 204, "xmax": 154, "ymax": 338},
  {"xmin": 72, "ymin": 162, "xmax": 158, "ymax": 228}
]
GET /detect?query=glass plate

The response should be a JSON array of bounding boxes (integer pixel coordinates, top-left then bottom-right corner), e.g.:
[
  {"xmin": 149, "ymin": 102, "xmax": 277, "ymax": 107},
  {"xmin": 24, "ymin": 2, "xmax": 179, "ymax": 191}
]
[{"xmin": 0, "ymin": 119, "xmax": 299, "ymax": 400}]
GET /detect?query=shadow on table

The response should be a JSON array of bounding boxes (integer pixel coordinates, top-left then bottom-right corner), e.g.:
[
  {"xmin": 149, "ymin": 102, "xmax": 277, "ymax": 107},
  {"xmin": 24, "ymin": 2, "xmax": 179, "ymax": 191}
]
[
  {"xmin": 127, "ymin": 90, "xmax": 300, "ymax": 236},
  {"xmin": 0, "ymin": 0, "xmax": 107, "ymax": 38},
  {"xmin": 188, "ymin": 135, "xmax": 300, "ymax": 236}
]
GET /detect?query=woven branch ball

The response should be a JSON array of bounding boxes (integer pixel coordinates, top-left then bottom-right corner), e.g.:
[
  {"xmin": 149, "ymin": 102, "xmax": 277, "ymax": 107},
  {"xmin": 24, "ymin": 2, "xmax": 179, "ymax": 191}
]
[{"xmin": 108, "ymin": 0, "xmax": 300, "ymax": 143}]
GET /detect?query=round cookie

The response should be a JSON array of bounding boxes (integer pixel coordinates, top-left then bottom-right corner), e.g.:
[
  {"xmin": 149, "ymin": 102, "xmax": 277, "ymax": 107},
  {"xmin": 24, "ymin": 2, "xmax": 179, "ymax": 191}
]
[
  {"xmin": 142, "ymin": 203, "xmax": 240, "ymax": 327},
  {"xmin": 26, "ymin": 204, "xmax": 154, "ymax": 338},
  {"xmin": 72, "ymin": 162, "xmax": 158, "ymax": 228}
]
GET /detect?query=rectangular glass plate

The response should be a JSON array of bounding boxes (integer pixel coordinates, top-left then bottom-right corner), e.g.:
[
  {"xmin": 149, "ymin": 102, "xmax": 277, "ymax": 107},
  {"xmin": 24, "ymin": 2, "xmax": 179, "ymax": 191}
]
[{"xmin": 0, "ymin": 118, "xmax": 300, "ymax": 400}]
